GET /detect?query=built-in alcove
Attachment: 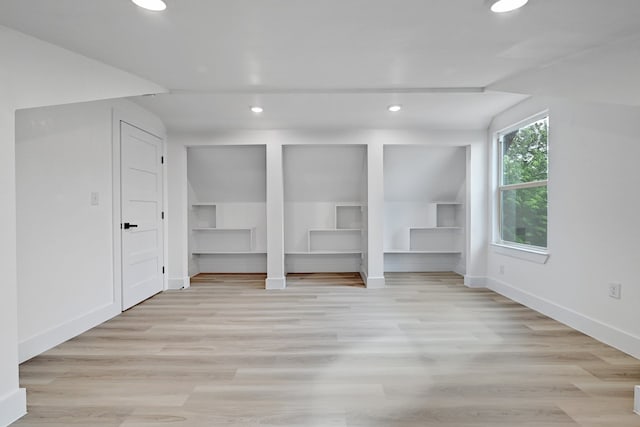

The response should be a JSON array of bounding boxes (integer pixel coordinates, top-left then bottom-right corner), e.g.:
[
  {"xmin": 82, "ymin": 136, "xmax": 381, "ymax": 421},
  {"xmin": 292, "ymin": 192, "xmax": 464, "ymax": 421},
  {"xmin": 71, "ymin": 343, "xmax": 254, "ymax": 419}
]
[
  {"xmin": 383, "ymin": 145, "xmax": 466, "ymax": 273},
  {"xmin": 187, "ymin": 145, "xmax": 267, "ymax": 274},
  {"xmin": 283, "ymin": 145, "xmax": 367, "ymax": 273}
]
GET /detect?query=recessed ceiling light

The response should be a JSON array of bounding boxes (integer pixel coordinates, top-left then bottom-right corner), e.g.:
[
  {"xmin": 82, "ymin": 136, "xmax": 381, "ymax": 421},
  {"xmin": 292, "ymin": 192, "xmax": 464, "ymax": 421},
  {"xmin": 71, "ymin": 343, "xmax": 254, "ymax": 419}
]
[
  {"xmin": 131, "ymin": 0, "xmax": 167, "ymax": 12},
  {"xmin": 250, "ymin": 106, "xmax": 264, "ymax": 113},
  {"xmin": 490, "ymin": 0, "xmax": 528, "ymax": 13},
  {"xmin": 388, "ymin": 105, "xmax": 402, "ymax": 112}
]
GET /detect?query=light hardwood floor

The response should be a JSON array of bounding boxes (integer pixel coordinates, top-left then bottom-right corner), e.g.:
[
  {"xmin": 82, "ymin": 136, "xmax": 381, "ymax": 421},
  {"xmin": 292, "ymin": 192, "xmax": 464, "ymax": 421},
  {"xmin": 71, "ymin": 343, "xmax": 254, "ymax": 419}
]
[{"xmin": 15, "ymin": 272, "xmax": 640, "ymax": 426}]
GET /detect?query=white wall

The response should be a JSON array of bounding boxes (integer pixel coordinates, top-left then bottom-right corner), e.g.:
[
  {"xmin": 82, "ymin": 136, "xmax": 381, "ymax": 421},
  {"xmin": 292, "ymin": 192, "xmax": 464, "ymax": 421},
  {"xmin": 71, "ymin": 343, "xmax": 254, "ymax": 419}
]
[
  {"xmin": 167, "ymin": 129, "xmax": 487, "ymax": 287},
  {"xmin": 383, "ymin": 145, "xmax": 466, "ymax": 273},
  {"xmin": 166, "ymin": 140, "xmax": 189, "ymax": 288},
  {"xmin": 187, "ymin": 146, "xmax": 267, "ymax": 202},
  {"xmin": 187, "ymin": 145, "xmax": 267, "ymax": 273},
  {"xmin": 0, "ymin": 103, "xmax": 25, "ymax": 427},
  {"xmin": 16, "ymin": 99, "xmax": 164, "ymax": 362},
  {"xmin": 0, "ymin": 25, "xmax": 166, "ymax": 426},
  {"xmin": 359, "ymin": 153, "xmax": 369, "ymax": 279},
  {"xmin": 284, "ymin": 203, "xmax": 348, "ymax": 252},
  {"xmin": 384, "ymin": 145, "xmax": 466, "ymax": 203},
  {"xmin": 284, "ymin": 145, "xmax": 367, "ymax": 273},
  {"xmin": 487, "ymin": 97, "xmax": 640, "ymax": 358}
]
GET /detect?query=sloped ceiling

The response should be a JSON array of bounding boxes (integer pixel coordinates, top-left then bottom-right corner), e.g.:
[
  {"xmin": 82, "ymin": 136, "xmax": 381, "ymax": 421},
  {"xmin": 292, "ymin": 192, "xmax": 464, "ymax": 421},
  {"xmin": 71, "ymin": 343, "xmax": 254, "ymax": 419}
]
[
  {"xmin": 384, "ymin": 145, "xmax": 466, "ymax": 202},
  {"xmin": 0, "ymin": 25, "xmax": 166, "ymax": 110},
  {"xmin": 187, "ymin": 146, "xmax": 266, "ymax": 202},
  {"xmin": 284, "ymin": 145, "xmax": 366, "ymax": 202},
  {"xmin": 489, "ymin": 34, "xmax": 640, "ymax": 107}
]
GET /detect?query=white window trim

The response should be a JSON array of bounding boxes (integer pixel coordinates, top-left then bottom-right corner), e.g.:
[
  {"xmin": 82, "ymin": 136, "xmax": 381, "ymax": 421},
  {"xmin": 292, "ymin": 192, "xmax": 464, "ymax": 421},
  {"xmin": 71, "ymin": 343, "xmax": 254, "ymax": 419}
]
[
  {"xmin": 494, "ymin": 112, "xmax": 549, "ymax": 258},
  {"xmin": 490, "ymin": 243, "xmax": 549, "ymax": 264}
]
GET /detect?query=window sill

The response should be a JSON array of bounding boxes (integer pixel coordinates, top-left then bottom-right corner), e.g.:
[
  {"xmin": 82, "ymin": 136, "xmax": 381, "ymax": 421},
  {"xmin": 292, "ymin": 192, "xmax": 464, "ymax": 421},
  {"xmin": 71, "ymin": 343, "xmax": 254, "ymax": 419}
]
[{"xmin": 490, "ymin": 243, "xmax": 550, "ymax": 264}]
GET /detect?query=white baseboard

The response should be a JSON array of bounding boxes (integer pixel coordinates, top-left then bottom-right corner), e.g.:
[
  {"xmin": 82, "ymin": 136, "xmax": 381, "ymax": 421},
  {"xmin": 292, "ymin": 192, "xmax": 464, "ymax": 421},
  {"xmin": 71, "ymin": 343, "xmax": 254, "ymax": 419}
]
[
  {"xmin": 634, "ymin": 385, "xmax": 639, "ymax": 415},
  {"xmin": 168, "ymin": 276, "xmax": 190, "ymax": 290},
  {"xmin": 366, "ymin": 276, "xmax": 386, "ymax": 289},
  {"xmin": 487, "ymin": 277, "xmax": 640, "ymax": 359},
  {"xmin": 359, "ymin": 267, "xmax": 385, "ymax": 288},
  {"xmin": 464, "ymin": 275, "xmax": 487, "ymax": 288},
  {"xmin": 265, "ymin": 277, "xmax": 286, "ymax": 290},
  {"xmin": 19, "ymin": 302, "xmax": 119, "ymax": 363},
  {"xmin": 0, "ymin": 388, "xmax": 26, "ymax": 427}
]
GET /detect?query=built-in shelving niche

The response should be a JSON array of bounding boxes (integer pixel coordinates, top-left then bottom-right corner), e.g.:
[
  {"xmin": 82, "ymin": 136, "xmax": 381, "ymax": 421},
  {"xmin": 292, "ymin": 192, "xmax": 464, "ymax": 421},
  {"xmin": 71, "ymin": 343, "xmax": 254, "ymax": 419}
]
[
  {"xmin": 383, "ymin": 146, "xmax": 467, "ymax": 273},
  {"xmin": 283, "ymin": 145, "xmax": 367, "ymax": 274},
  {"xmin": 187, "ymin": 145, "xmax": 267, "ymax": 274}
]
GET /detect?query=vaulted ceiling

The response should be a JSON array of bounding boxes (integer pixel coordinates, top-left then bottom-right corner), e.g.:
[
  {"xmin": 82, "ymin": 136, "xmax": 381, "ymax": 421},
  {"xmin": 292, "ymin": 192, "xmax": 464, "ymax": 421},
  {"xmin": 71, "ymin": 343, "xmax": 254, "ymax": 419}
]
[{"xmin": 2, "ymin": 0, "xmax": 639, "ymax": 131}]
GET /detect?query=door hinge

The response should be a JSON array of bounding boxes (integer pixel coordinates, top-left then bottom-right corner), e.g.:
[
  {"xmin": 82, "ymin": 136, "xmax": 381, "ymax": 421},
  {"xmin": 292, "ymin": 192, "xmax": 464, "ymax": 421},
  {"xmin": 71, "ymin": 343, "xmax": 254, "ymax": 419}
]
[
  {"xmin": 162, "ymin": 266, "xmax": 165, "ymax": 274},
  {"xmin": 161, "ymin": 211, "xmax": 165, "ymax": 219},
  {"xmin": 161, "ymin": 156, "xmax": 164, "ymax": 164}
]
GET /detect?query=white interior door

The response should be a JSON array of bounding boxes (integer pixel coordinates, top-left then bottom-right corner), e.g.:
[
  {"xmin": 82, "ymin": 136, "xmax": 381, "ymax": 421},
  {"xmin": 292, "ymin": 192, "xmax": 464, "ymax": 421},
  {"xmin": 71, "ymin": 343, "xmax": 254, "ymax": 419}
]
[{"xmin": 121, "ymin": 121, "xmax": 164, "ymax": 310}]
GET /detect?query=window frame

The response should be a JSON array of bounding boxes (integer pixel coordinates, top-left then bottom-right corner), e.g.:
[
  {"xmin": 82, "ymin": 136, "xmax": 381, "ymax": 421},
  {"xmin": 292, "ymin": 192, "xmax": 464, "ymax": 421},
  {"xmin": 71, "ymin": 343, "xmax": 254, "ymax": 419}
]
[{"xmin": 495, "ymin": 112, "xmax": 549, "ymax": 252}]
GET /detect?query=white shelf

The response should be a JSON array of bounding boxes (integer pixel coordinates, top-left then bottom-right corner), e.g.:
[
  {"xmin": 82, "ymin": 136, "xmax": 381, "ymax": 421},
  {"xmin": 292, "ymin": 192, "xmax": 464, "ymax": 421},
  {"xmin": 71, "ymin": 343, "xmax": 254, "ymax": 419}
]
[
  {"xmin": 335, "ymin": 204, "xmax": 362, "ymax": 229},
  {"xmin": 287, "ymin": 251, "xmax": 362, "ymax": 255},
  {"xmin": 192, "ymin": 227, "xmax": 256, "ymax": 253},
  {"xmin": 308, "ymin": 228, "xmax": 361, "ymax": 253},
  {"xmin": 409, "ymin": 227, "xmax": 460, "ymax": 252},
  {"xmin": 308, "ymin": 228, "xmax": 361, "ymax": 232},
  {"xmin": 192, "ymin": 227, "xmax": 254, "ymax": 232},
  {"xmin": 193, "ymin": 251, "xmax": 266, "ymax": 255},
  {"xmin": 409, "ymin": 227, "xmax": 462, "ymax": 231},
  {"xmin": 431, "ymin": 202, "xmax": 463, "ymax": 228},
  {"xmin": 191, "ymin": 202, "xmax": 218, "ymax": 206},
  {"xmin": 191, "ymin": 203, "xmax": 217, "ymax": 228},
  {"xmin": 385, "ymin": 250, "xmax": 462, "ymax": 254}
]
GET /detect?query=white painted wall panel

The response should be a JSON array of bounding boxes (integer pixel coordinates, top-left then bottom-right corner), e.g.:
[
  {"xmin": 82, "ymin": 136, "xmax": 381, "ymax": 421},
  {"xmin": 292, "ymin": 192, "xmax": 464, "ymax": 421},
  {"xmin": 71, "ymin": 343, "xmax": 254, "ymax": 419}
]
[
  {"xmin": 168, "ymin": 129, "xmax": 487, "ymax": 284},
  {"xmin": 17, "ymin": 104, "xmax": 114, "ymax": 346},
  {"xmin": 0, "ymin": 24, "xmax": 165, "ymax": 425},
  {"xmin": 284, "ymin": 145, "xmax": 366, "ymax": 202},
  {"xmin": 187, "ymin": 146, "xmax": 266, "ymax": 202},
  {"xmin": 487, "ymin": 97, "xmax": 640, "ymax": 358},
  {"xmin": 285, "ymin": 202, "xmax": 340, "ymax": 252},
  {"xmin": 384, "ymin": 145, "xmax": 466, "ymax": 202},
  {"xmin": 0, "ymin": 104, "xmax": 25, "ymax": 427},
  {"xmin": 15, "ymin": 99, "xmax": 164, "ymax": 362},
  {"xmin": 166, "ymin": 140, "xmax": 189, "ymax": 288}
]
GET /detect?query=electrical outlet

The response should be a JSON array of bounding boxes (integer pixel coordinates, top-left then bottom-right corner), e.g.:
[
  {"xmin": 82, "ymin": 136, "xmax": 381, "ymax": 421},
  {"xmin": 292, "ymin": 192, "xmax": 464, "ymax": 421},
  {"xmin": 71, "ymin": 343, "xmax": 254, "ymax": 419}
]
[
  {"xmin": 90, "ymin": 192, "xmax": 99, "ymax": 206},
  {"xmin": 608, "ymin": 283, "xmax": 622, "ymax": 300},
  {"xmin": 499, "ymin": 265, "xmax": 504, "ymax": 275}
]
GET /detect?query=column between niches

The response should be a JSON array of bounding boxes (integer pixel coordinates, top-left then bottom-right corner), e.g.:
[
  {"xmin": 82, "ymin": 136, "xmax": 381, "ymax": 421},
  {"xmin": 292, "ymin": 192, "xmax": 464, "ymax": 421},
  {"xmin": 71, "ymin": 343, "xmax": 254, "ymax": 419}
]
[
  {"xmin": 366, "ymin": 141, "xmax": 386, "ymax": 288},
  {"xmin": 265, "ymin": 142, "xmax": 286, "ymax": 289}
]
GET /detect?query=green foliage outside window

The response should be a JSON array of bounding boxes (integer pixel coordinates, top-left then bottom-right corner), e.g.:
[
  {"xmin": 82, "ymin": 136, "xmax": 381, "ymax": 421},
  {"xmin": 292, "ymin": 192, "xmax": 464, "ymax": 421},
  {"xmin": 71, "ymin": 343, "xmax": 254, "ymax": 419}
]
[{"xmin": 500, "ymin": 117, "xmax": 548, "ymax": 248}]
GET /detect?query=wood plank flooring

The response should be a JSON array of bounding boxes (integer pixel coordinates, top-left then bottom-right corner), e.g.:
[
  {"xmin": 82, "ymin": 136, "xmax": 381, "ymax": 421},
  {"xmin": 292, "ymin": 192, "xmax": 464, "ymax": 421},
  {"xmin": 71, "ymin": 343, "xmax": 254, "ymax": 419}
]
[{"xmin": 15, "ymin": 272, "xmax": 640, "ymax": 426}]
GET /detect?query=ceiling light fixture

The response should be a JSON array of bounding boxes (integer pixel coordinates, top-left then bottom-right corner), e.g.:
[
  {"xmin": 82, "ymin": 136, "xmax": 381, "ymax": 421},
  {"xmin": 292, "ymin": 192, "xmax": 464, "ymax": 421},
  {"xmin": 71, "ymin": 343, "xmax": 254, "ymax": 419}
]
[
  {"xmin": 388, "ymin": 105, "xmax": 402, "ymax": 112},
  {"xmin": 131, "ymin": 0, "xmax": 167, "ymax": 12},
  {"xmin": 250, "ymin": 106, "xmax": 264, "ymax": 113},
  {"xmin": 490, "ymin": 0, "xmax": 528, "ymax": 13}
]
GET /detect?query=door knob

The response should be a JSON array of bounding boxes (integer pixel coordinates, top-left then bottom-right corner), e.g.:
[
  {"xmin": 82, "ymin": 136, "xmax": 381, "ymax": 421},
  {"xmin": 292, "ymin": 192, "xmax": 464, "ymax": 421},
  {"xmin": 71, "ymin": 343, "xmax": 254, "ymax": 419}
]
[{"xmin": 123, "ymin": 222, "xmax": 138, "ymax": 230}]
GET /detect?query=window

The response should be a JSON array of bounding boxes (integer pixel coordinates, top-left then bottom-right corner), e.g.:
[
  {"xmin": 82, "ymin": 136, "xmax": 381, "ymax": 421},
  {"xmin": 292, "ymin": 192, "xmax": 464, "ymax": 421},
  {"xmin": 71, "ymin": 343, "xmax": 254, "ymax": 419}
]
[{"xmin": 498, "ymin": 115, "xmax": 548, "ymax": 249}]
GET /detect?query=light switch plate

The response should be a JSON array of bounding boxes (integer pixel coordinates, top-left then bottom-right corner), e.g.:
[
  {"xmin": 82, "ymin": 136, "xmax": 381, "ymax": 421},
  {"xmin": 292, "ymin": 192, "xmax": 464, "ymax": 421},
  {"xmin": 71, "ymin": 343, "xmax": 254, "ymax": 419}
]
[{"xmin": 91, "ymin": 192, "xmax": 99, "ymax": 206}]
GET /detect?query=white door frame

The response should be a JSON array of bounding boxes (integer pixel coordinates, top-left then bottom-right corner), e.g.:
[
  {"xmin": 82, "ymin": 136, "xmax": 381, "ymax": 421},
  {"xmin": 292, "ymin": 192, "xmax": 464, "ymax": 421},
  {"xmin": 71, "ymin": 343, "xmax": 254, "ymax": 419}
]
[{"xmin": 112, "ymin": 109, "xmax": 168, "ymax": 311}]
